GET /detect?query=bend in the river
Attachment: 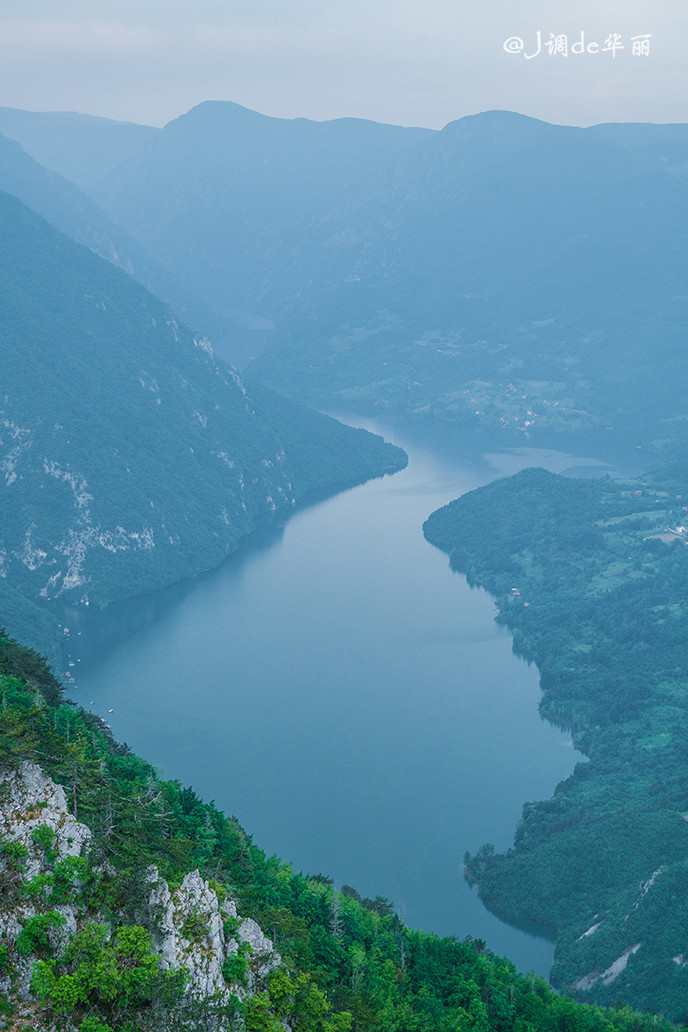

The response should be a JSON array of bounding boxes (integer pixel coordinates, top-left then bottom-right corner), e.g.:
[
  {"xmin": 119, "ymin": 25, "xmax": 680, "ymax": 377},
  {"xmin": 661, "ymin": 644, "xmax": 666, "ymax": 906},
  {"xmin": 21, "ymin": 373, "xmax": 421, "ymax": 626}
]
[{"xmin": 63, "ymin": 416, "xmax": 627, "ymax": 976}]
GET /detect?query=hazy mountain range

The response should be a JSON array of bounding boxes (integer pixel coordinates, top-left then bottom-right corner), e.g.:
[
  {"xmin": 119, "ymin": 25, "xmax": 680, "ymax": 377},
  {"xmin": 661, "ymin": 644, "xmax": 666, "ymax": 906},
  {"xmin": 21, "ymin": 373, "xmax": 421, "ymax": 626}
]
[
  {"xmin": 1, "ymin": 96, "xmax": 685, "ymax": 655},
  {"xmin": 3, "ymin": 101, "xmax": 683, "ymax": 446}
]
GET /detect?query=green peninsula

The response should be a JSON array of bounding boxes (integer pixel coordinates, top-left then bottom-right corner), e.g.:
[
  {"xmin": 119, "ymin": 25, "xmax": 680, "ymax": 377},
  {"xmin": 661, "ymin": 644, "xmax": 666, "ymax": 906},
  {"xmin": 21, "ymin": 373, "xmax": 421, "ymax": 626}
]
[{"xmin": 424, "ymin": 464, "xmax": 688, "ymax": 1019}]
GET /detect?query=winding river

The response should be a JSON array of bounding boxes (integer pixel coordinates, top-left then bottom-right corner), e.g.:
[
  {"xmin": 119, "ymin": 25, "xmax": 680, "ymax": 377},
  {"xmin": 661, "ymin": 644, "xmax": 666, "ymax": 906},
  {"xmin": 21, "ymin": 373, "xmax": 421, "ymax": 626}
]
[{"xmin": 63, "ymin": 416, "xmax": 617, "ymax": 976}]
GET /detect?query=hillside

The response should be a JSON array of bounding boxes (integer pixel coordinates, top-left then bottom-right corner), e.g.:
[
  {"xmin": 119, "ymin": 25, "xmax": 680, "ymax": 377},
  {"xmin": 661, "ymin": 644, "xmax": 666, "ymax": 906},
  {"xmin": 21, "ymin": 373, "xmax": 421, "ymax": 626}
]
[
  {"xmin": 0, "ymin": 190, "xmax": 405, "ymax": 662},
  {"xmin": 0, "ymin": 129, "xmax": 251, "ymax": 360},
  {"xmin": 423, "ymin": 464, "xmax": 688, "ymax": 1018},
  {"xmin": 0, "ymin": 630, "xmax": 678, "ymax": 1032},
  {"xmin": 57, "ymin": 98, "xmax": 688, "ymax": 449}
]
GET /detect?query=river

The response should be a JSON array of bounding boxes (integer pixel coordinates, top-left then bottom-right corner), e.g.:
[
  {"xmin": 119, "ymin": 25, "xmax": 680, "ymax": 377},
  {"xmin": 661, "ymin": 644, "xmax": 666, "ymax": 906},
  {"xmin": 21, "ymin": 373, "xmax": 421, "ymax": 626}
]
[{"xmin": 62, "ymin": 416, "xmax": 619, "ymax": 977}]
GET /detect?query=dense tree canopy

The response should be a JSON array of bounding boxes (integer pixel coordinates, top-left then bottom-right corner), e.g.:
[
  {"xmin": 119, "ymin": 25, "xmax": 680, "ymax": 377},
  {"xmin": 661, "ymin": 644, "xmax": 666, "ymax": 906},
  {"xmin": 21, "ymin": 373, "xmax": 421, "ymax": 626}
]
[
  {"xmin": 424, "ymin": 464, "xmax": 688, "ymax": 1019},
  {"xmin": 0, "ymin": 629, "xmax": 678, "ymax": 1030}
]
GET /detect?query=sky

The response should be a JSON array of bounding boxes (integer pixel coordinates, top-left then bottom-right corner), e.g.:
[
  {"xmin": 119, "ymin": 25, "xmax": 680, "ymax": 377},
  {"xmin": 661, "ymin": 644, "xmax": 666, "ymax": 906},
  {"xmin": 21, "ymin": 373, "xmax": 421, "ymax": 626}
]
[{"xmin": 0, "ymin": 0, "xmax": 684, "ymax": 130}]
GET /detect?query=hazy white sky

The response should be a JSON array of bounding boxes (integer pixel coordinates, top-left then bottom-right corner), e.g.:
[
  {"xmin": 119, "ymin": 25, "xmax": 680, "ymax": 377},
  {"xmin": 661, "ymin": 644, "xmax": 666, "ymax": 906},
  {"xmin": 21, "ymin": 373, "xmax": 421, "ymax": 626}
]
[{"xmin": 0, "ymin": 0, "xmax": 683, "ymax": 129}]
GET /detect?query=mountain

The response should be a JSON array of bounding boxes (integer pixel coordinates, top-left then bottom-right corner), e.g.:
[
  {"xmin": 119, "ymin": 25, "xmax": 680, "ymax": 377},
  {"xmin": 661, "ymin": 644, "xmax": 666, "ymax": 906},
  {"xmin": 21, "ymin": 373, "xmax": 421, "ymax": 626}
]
[
  {"xmin": 0, "ymin": 129, "xmax": 256, "ymax": 363},
  {"xmin": 90, "ymin": 100, "xmax": 433, "ymax": 356},
  {"xmin": 247, "ymin": 110, "xmax": 688, "ymax": 446},
  {"xmin": 78, "ymin": 101, "xmax": 688, "ymax": 448},
  {"xmin": 0, "ymin": 129, "xmax": 138, "ymax": 267},
  {"xmin": 0, "ymin": 107, "xmax": 158, "ymax": 192},
  {"xmin": 0, "ymin": 190, "xmax": 405, "ymax": 660},
  {"xmin": 0, "ymin": 630, "xmax": 675, "ymax": 1032}
]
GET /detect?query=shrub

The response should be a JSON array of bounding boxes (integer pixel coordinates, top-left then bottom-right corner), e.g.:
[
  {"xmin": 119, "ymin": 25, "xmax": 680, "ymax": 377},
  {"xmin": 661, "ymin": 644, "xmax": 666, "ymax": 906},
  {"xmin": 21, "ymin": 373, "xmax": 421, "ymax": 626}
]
[
  {"xmin": 180, "ymin": 910, "xmax": 208, "ymax": 943},
  {"xmin": 222, "ymin": 942, "xmax": 251, "ymax": 986},
  {"xmin": 31, "ymin": 824, "xmax": 58, "ymax": 864},
  {"xmin": 16, "ymin": 910, "xmax": 66, "ymax": 956}
]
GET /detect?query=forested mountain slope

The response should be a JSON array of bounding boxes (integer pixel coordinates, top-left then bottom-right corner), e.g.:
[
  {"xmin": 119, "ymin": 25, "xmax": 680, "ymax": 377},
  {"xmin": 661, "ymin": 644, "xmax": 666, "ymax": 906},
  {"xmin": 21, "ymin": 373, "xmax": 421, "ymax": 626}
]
[
  {"xmin": 0, "ymin": 191, "xmax": 405, "ymax": 662},
  {"xmin": 0, "ymin": 130, "xmax": 140, "ymax": 271},
  {"xmin": 424, "ymin": 464, "xmax": 688, "ymax": 1019},
  {"xmin": 0, "ymin": 130, "xmax": 248, "ymax": 356},
  {"xmin": 0, "ymin": 630, "xmax": 678, "ymax": 1032}
]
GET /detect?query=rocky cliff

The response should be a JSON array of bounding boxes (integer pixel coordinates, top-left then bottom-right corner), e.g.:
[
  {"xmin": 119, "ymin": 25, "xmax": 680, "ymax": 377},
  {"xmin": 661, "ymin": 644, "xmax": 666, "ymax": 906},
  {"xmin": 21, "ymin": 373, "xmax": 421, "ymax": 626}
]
[{"xmin": 0, "ymin": 761, "xmax": 279, "ymax": 1030}]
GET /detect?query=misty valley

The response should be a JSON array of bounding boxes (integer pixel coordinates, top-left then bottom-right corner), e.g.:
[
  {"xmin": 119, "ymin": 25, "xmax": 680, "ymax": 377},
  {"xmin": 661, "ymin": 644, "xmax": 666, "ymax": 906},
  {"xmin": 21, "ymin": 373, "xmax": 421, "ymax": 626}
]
[{"xmin": 0, "ymin": 100, "xmax": 687, "ymax": 1031}]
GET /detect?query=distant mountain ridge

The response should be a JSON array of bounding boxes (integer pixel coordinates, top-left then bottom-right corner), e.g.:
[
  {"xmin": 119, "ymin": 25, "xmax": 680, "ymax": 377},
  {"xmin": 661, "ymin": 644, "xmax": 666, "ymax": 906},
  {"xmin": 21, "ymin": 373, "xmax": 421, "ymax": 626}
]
[
  {"xmin": 0, "ymin": 106, "xmax": 159, "ymax": 191},
  {"xmin": 247, "ymin": 109, "xmax": 688, "ymax": 444},
  {"xmin": 89, "ymin": 101, "xmax": 433, "ymax": 350},
  {"xmin": 38, "ymin": 98, "xmax": 684, "ymax": 448},
  {"xmin": 16, "ymin": 97, "xmax": 676, "ymax": 447}
]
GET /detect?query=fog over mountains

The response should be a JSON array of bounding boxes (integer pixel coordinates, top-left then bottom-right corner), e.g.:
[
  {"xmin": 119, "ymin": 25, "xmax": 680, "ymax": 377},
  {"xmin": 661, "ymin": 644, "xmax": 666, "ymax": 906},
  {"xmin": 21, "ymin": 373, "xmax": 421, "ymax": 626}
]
[
  {"xmin": 0, "ymin": 107, "xmax": 159, "ymax": 193},
  {"xmin": 4, "ymin": 100, "xmax": 681, "ymax": 446}
]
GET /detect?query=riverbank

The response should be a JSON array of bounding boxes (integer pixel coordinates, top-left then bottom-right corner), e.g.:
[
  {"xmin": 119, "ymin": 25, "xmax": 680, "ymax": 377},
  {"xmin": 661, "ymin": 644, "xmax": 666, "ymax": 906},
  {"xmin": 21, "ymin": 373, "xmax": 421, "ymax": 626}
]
[
  {"xmin": 62, "ymin": 419, "xmax": 594, "ymax": 976},
  {"xmin": 424, "ymin": 463, "xmax": 688, "ymax": 1017}
]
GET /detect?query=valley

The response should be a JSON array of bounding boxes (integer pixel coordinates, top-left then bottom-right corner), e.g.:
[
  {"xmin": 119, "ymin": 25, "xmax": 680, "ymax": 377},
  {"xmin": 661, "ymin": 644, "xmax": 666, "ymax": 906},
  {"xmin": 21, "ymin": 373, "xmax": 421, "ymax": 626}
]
[
  {"xmin": 0, "ymin": 95, "xmax": 686, "ymax": 1026},
  {"xmin": 61, "ymin": 418, "xmax": 601, "ymax": 977}
]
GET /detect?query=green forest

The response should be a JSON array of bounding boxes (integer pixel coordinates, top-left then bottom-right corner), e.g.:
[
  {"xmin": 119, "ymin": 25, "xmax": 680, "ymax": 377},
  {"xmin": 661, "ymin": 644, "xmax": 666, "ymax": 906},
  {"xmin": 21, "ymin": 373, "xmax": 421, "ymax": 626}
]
[
  {"xmin": 423, "ymin": 462, "xmax": 688, "ymax": 1019},
  {"xmin": 0, "ymin": 630, "xmax": 680, "ymax": 1031}
]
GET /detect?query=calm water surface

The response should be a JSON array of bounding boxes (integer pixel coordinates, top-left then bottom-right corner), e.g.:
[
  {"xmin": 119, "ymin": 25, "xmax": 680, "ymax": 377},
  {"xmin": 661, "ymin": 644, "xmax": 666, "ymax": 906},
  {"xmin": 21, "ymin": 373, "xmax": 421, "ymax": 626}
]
[{"xmin": 64, "ymin": 419, "xmax": 614, "ymax": 976}]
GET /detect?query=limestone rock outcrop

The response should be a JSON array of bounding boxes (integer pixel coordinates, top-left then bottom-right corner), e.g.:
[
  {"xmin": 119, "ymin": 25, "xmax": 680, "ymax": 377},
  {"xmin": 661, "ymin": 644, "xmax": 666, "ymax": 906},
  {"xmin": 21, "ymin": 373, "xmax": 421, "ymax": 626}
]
[
  {"xmin": 0, "ymin": 760, "xmax": 280, "ymax": 1023},
  {"xmin": 0, "ymin": 761, "xmax": 92, "ymax": 999},
  {"xmin": 0, "ymin": 760, "xmax": 91, "ymax": 878},
  {"xmin": 147, "ymin": 866, "xmax": 280, "ymax": 1000}
]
